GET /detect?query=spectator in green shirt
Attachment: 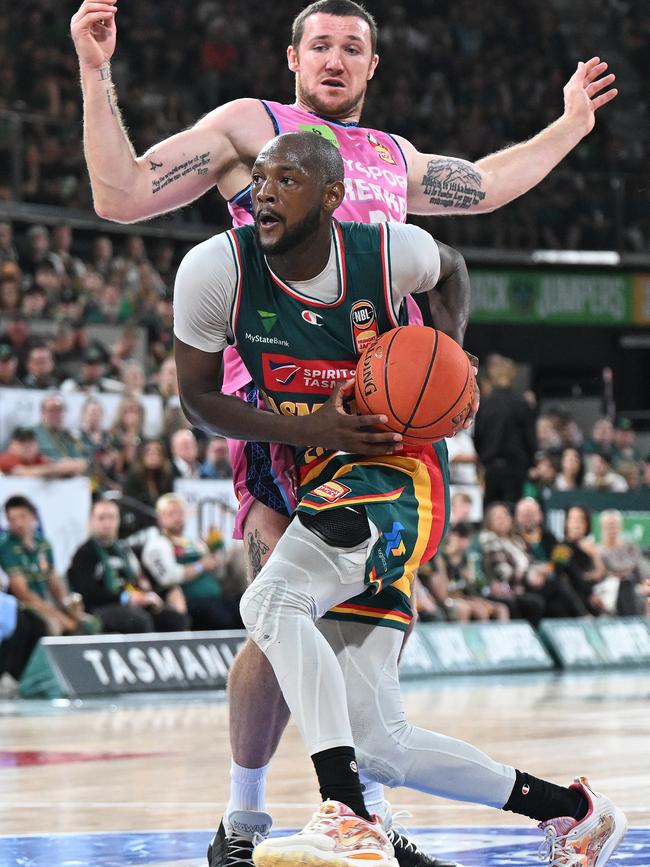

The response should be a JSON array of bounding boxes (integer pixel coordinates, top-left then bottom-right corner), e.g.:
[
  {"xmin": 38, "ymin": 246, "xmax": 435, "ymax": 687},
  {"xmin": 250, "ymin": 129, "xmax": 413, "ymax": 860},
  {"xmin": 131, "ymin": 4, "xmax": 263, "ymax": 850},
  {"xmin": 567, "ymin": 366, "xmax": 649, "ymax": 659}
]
[
  {"xmin": 0, "ymin": 495, "xmax": 78, "ymax": 635},
  {"xmin": 34, "ymin": 394, "xmax": 89, "ymax": 470}
]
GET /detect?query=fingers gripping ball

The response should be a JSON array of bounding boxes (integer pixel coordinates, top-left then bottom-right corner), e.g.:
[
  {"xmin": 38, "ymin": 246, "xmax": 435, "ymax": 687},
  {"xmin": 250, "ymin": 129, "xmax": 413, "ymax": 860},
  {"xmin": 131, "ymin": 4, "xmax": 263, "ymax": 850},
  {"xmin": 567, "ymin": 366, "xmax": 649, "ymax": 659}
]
[{"xmin": 354, "ymin": 326, "xmax": 475, "ymax": 445}]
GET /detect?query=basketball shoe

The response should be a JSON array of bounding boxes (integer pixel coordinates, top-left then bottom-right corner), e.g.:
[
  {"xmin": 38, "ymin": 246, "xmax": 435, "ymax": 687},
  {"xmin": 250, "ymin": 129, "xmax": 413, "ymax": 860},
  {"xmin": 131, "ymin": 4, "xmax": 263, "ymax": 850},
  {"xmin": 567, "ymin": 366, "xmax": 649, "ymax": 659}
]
[
  {"xmin": 382, "ymin": 805, "xmax": 462, "ymax": 867},
  {"xmin": 209, "ymin": 804, "xmax": 461, "ymax": 867},
  {"xmin": 537, "ymin": 777, "xmax": 627, "ymax": 866},
  {"xmin": 252, "ymin": 800, "xmax": 397, "ymax": 867},
  {"xmin": 208, "ymin": 810, "xmax": 273, "ymax": 867}
]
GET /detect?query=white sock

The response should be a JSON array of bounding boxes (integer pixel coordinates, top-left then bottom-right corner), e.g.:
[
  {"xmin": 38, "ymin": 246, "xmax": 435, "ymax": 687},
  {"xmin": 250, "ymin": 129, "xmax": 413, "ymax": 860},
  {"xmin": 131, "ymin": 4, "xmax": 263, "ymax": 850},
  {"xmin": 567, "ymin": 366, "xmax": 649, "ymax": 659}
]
[
  {"xmin": 360, "ymin": 775, "xmax": 387, "ymax": 820},
  {"xmin": 225, "ymin": 760, "xmax": 269, "ymax": 818}
]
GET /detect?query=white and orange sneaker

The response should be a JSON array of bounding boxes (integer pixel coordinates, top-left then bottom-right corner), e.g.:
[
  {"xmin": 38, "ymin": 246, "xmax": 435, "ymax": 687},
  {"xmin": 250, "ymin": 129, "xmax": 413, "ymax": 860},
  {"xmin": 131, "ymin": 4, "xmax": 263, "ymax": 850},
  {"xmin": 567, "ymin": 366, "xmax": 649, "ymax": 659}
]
[
  {"xmin": 252, "ymin": 800, "xmax": 398, "ymax": 867},
  {"xmin": 538, "ymin": 777, "xmax": 627, "ymax": 866}
]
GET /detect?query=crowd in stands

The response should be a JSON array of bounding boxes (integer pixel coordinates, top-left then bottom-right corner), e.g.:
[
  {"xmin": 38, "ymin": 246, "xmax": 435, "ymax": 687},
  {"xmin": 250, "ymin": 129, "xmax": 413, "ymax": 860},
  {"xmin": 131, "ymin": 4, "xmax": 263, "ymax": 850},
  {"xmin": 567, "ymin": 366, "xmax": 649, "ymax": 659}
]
[{"xmin": 1, "ymin": 0, "xmax": 649, "ymax": 249}]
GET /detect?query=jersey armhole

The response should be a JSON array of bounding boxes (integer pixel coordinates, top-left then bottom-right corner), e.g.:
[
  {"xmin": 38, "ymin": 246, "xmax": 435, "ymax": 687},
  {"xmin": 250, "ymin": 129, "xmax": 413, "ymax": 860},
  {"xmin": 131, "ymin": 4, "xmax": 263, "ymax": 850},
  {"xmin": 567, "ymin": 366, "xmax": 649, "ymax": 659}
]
[
  {"xmin": 379, "ymin": 223, "xmax": 401, "ymax": 328},
  {"xmin": 226, "ymin": 230, "xmax": 243, "ymax": 347},
  {"xmin": 387, "ymin": 133, "xmax": 408, "ymax": 173},
  {"xmin": 260, "ymin": 100, "xmax": 281, "ymax": 135}
]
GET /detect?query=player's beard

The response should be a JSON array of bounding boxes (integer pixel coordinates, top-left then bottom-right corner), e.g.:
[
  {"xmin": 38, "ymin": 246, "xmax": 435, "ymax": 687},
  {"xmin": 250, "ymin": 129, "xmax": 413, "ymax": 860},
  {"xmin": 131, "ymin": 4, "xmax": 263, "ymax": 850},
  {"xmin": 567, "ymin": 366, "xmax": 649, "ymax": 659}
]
[
  {"xmin": 255, "ymin": 204, "xmax": 323, "ymax": 256},
  {"xmin": 295, "ymin": 75, "xmax": 368, "ymax": 121}
]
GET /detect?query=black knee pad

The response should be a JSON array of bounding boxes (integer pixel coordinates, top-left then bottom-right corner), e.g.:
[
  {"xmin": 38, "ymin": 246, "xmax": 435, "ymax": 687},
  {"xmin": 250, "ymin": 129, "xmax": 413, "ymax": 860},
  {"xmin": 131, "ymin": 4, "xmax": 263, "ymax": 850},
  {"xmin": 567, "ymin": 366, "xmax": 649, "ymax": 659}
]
[{"xmin": 297, "ymin": 505, "xmax": 370, "ymax": 548}]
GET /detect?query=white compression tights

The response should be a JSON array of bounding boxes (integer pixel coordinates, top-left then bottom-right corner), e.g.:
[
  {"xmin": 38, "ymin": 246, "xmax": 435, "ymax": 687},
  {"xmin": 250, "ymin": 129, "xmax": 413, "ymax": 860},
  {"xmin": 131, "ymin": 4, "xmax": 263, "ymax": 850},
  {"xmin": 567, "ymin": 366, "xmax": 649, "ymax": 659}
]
[{"xmin": 239, "ymin": 517, "xmax": 516, "ymax": 809}]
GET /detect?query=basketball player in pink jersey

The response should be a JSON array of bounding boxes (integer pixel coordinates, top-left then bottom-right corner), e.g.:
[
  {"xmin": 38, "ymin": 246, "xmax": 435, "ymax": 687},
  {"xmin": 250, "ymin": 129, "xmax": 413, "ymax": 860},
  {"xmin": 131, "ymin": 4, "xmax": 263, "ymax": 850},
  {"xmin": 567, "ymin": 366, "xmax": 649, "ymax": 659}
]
[{"xmin": 71, "ymin": 2, "xmax": 618, "ymax": 865}]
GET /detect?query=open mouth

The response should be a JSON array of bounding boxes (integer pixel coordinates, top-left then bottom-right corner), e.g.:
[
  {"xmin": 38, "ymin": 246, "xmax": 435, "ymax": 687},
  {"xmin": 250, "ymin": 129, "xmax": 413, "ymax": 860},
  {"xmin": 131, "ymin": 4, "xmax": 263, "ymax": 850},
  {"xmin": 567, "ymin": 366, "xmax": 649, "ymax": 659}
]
[
  {"xmin": 258, "ymin": 212, "xmax": 281, "ymax": 228},
  {"xmin": 321, "ymin": 78, "xmax": 345, "ymax": 89}
]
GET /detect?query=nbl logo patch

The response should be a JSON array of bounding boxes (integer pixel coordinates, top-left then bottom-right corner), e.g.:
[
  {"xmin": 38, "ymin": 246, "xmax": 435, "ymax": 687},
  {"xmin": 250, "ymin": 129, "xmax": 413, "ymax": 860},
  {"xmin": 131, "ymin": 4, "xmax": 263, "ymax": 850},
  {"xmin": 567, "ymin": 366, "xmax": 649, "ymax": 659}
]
[{"xmin": 350, "ymin": 300, "xmax": 379, "ymax": 356}]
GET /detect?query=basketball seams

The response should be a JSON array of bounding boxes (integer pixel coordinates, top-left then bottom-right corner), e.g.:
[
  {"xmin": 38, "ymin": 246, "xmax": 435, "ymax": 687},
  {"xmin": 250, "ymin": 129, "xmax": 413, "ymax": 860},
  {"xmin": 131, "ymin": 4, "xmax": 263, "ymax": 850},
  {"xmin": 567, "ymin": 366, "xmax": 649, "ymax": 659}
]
[
  {"xmin": 391, "ymin": 328, "xmax": 439, "ymax": 428},
  {"xmin": 409, "ymin": 358, "xmax": 472, "ymax": 428}
]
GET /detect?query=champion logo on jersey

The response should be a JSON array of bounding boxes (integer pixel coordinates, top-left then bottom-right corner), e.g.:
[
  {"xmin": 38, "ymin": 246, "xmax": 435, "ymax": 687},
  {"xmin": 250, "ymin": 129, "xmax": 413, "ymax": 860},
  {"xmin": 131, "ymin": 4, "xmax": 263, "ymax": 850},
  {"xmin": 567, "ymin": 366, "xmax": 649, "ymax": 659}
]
[
  {"xmin": 367, "ymin": 132, "xmax": 396, "ymax": 165},
  {"xmin": 301, "ymin": 310, "xmax": 323, "ymax": 326}
]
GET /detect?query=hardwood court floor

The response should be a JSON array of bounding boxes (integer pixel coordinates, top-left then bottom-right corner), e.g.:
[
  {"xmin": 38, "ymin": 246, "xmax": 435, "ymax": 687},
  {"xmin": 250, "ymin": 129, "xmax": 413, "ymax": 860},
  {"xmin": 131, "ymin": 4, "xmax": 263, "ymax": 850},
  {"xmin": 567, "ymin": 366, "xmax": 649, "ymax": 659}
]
[{"xmin": 0, "ymin": 669, "xmax": 648, "ymax": 865}]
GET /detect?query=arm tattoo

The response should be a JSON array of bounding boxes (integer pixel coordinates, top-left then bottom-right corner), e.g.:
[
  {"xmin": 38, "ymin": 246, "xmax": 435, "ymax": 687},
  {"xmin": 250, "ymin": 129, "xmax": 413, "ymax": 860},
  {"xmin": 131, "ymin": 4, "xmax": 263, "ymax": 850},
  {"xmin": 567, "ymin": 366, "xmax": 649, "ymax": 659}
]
[
  {"xmin": 106, "ymin": 88, "xmax": 115, "ymax": 116},
  {"xmin": 149, "ymin": 158, "xmax": 163, "ymax": 171},
  {"xmin": 98, "ymin": 64, "xmax": 111, "ymax": 81},
  {"xmin": 246, "ymin": 529, "xmax": 270, "ymax": 579},
  {"xmin": 421, "ymin": 158, "xmax": 486, "ymax": 209},
  {"xmin": 151, "ymin": 152, "xmax": 211, "ymax": 194}
]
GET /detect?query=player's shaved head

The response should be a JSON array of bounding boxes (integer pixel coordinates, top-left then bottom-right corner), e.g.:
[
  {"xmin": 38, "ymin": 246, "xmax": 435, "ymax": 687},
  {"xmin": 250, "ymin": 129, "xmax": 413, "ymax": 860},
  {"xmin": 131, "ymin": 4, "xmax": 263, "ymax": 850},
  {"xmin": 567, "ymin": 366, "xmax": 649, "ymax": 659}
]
[{"xmin": 254, "ymin": 132, "xmax": 344, "ymax": 187}]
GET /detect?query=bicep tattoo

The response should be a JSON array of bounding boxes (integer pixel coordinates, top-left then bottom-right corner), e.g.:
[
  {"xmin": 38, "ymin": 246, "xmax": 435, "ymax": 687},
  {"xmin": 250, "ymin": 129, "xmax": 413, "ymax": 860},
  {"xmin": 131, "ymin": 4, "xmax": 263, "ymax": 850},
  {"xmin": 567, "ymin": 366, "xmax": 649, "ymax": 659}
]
[
  {"xmin": 151, "ymin": 152, "xmax": 212, "ymax": 194},
  {"xmin": 421, "ymin": 158, "xmax": 486, "ymax": 209}
]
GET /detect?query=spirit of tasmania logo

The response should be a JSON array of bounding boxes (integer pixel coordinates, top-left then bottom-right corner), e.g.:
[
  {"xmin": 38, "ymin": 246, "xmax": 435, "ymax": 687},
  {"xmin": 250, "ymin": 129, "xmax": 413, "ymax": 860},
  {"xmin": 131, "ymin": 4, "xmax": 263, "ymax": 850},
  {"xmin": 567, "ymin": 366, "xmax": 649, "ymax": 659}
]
[{"xmin": 262, "ymin": 353, "xmax": 357, "ymax": 394}]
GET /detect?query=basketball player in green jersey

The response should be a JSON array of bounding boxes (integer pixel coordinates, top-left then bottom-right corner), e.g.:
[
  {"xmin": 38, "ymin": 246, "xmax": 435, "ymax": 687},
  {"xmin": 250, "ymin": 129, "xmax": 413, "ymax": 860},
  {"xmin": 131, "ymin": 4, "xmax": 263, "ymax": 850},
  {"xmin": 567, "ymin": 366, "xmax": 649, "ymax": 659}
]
[{"xmin": 174, "ymin": 132, "xmax": 627, "ymax": 867}]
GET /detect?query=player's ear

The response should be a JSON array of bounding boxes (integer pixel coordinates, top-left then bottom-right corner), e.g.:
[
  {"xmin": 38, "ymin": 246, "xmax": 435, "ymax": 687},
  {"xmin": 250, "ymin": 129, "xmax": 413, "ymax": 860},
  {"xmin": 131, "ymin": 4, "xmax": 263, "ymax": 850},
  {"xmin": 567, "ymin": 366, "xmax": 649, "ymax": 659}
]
[
  {"xmin": 367, "ymin": 53, "xmax": 379, "ymax": 81},
  {"xmin": 324, "ymin": 181, "xmax": 345, "ymax": 213},
  {"xmin": 287, "ymin": 44, "xmax": 299, "ymax": 72}
]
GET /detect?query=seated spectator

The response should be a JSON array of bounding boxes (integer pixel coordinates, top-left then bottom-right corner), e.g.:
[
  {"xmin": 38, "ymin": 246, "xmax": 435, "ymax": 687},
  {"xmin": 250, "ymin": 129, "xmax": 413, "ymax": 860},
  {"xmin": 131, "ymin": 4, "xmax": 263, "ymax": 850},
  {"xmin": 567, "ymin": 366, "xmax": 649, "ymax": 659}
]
[
  {"xmin": 34, "ymin": 394, "xmax": 88, "ymax": 469},
  {"xmin": 77, "ymin": 398, "xmax": 121, "ymax": 491},
  {"xmin": 450, "ymin": 490, "xmax": 474, "ymax": 525},
  {"xmin": 478, "ymin": 502, "xmax": 546, "ymax": 626},
  {"xmin": 0, "ymin": 313, "xmax": 31, "ymax": 372},
  {"xmin": 551, "ymin": 505, "xmax": 607, "ymax": 616},
  {"xmin": 0, "ymin": 222, "xmax": 18, "ymax": 265},
  {"xmin": 583, "ymin": 451, "xmax": 628, "ymax": 492},
  {"xmin": 49, "ymin": 224, "xmax": 86, "ymax": 282},
  {"xmin": 597, "ymin": 509, "xmax": 648, "ymax": 615},
  {"xmin": 617, "ymin": 460, "xmax": 641, "ymax": 491},
  {"xmin": 613, "ymin": 417, "xmax": 640, "ymax": 467},
  {"xmin": 0, "ymin": 264, "xmax": 22, "ymax": 314},
  {"xmin": 642, "ymin": 455, "xmax": 650, "ymax": 490},
  {"xmin": 156, "ymin": 355, "xmax": 180, "ymax": 404},
  {"xmin": 60, "ymin": 345, "xmax": 118, "ymax": 393},
  {"xmin": 0, "ymin": 496, "xmax": 92, "ymax": 636},
  {"xmin": 91, "ymin": 236, "xmax": 114, "ymax": 279},
  {"xmin": 23, "ymin": 343, "xmax": 60, "ymax": 390},
  {"xmin": 110, "ymin": 395, "xmax": 146, "ymax": 475},
  {"xmin": 525, "ymin": 452, "xmax": 558, "ymax": 501},
  {"xmin": 411, "ymin": 569, "xmax": 446, "ymax": 622},
  {"xmin": 120, "ymin": 361, "xmax": 147, "ymax": 397},
  {"xmin": 22, "ymin": 283, "xmax": 50, "ymax": 319},
  {"xmin": 142, "ymin": 494, "xmax": 241, "ymax": 630},
  {"xmin": 514, "ymin": 497, "xmax": 585, "ymax": 618},
  {"xmin": 201, "ymin": 437, "xmax": 232, "ymax": 480},
  {"xmin": 67, "ymin": 499, "xmax": 189, "ymax": 633},
  {"xmin": 0, "ymin": 342, "xmax": 22, "ymax": 387},
  {"xmin": 0, "ymin": 427, "xmax": 80, "ymax": 478},
  {"xmin": 122, "ymin": 438, "xmax": 174, "ymax": 517},
  {"xmin": 535, "ymin": 415, "xmax": 563, "ymax": 455},
  {"xmin": 554, "ymin": 446, "xmax": 584, "ymax": 491},
  {"xmin": 445, "ymin": 429, "xmax": 478, "ymax": 485},
  {"xmin": 170, "ymin": 428, "xmax": 201, "ymax": 479},
  {"xmin": 436, "ymin": 523, "xmax": 509, "ymax": 621},
  {"xmin": 584, "ymin": 417, "xmax": 615, "ymax": 459}
]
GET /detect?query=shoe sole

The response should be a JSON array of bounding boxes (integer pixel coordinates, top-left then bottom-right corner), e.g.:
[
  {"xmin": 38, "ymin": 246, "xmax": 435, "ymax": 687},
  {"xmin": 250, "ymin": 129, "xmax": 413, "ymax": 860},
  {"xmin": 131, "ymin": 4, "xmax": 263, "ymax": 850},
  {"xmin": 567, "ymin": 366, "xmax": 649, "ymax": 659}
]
[
  {"xmin": 595, "ymin": 806, "xmax": 628, "ymax": 867},
  {"xmin": 253, "ymin": 846, "xmax": 398, "ymax": 867}
]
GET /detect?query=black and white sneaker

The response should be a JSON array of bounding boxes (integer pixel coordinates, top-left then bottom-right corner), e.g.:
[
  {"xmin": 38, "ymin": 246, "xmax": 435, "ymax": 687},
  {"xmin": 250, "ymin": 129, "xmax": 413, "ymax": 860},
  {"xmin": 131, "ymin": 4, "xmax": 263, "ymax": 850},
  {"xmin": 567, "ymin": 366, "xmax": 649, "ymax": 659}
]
[
  {"xmin": 387, "ymin": 826, "xmax": 461, "ymax": 867},
  {"xmin": 207, "ymin": 811, "xmax": 273, "ymax": 867}
]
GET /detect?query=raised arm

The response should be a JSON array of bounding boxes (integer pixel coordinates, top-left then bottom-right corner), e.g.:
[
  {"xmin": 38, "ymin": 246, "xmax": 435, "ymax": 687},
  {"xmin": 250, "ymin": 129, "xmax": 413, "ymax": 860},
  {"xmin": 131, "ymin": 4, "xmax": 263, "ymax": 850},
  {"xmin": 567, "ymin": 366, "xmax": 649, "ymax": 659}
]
[
  {"xmin": 70, "ymin": 0, "xmax": 271, "ymax": 222},
  {"xmin": 399, "ymin": 57, "xmax": 617, "ymax": 216}
]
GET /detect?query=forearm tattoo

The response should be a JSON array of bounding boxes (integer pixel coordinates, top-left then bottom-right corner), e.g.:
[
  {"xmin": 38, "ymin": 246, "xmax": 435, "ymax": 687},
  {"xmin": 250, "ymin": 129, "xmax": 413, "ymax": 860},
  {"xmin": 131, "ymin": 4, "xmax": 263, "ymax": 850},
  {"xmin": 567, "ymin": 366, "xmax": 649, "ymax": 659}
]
[
  {"xmin": 151, "ymin": 152, "xmax": 211, "ymax": 194},
  {"xmin": 98, "ymin": 64, "xmax": 111, "ymax": 81},
  {"xmin": 246, "ymin": 529, "xmax": 270, "ymax": 579},
  {"xmin": 421, "ymin": 158, "xmax": 486, "ymax": 209}
]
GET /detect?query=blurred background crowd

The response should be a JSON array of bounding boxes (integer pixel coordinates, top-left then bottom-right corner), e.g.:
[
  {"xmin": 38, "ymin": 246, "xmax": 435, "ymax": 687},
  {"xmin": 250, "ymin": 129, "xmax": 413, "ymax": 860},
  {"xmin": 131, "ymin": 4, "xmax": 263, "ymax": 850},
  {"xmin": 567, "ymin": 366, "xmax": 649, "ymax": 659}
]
[
  {"xmin": 0, "ymin": 0, "xmax": 649, "ymax": 248},
  {"xmin": 0, "ymin": 0, "xmax": 649, "ymax": 691}
]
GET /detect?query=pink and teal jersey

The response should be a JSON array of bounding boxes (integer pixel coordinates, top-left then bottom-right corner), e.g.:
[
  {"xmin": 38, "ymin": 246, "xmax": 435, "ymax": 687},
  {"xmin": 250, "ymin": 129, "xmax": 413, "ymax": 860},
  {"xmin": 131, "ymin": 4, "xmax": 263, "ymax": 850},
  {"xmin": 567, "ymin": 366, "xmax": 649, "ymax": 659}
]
[{"xmin": 223, "ymin": 100, "xmax": 419, "ymax": 393}]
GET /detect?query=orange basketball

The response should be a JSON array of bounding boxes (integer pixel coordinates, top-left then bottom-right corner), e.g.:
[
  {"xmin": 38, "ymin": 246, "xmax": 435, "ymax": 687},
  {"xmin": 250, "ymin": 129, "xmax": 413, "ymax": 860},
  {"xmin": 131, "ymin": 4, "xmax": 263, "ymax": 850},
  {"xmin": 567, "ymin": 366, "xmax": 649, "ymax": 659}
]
[{"xmin": 354, "ymin": 326, "xmax": 475, "ymax": 446}]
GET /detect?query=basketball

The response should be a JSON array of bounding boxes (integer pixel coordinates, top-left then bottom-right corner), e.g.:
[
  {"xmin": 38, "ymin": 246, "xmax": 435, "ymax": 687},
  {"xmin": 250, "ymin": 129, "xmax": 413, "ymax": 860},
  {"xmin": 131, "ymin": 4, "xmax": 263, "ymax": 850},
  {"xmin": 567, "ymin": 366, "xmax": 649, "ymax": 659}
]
[{"xmin": 354, "ymin": 326, "xmax": 475, "ymax": 445}]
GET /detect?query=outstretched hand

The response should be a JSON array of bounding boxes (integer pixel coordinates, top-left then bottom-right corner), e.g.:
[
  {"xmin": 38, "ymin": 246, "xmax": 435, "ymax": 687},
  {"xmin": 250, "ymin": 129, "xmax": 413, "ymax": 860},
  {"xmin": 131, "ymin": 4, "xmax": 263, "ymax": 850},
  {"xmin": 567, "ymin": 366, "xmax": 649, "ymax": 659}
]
[
  {"xmin": 71, "ymin": 0, "xmax": 118, "ymax": 69},
  {"xmin": 302, "ymin": 380, "xmax": 403, "ymax": 456},
  {"xmin": 563, "ymin": 57, "xmax": 618, "ymax": 136}
]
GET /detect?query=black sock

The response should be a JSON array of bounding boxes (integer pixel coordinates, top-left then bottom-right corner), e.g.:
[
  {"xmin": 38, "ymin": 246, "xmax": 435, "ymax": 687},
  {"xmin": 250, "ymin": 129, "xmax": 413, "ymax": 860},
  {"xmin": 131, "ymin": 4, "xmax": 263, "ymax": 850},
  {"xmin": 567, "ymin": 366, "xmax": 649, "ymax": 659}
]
[
  {"xmin": 503, "ymin": 770, "xmax": 588, "ymax": 823},
  {"xmin": 311, "ymin": 746, "xmax": 372, "ymax": 821}
]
